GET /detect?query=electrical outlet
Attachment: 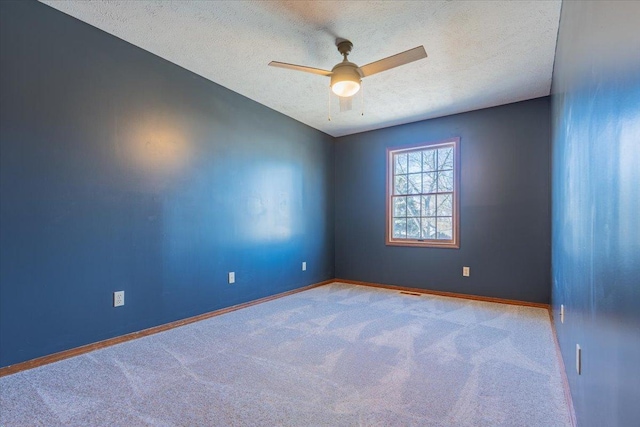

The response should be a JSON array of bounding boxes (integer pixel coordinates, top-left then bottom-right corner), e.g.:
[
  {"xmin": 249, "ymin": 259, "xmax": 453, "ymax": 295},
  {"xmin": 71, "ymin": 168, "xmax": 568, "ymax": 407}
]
[
  {"xmin": 113, "ymin": 291, "xmax": 124, "ymax": 307},
  {"xmin": 228, "ymin": 272, "xmax": 235, "ymax": 284},
  {"xmin": 576, "ymin": 344, "xmax": 582, "ymax": 375},
  {"xmin": 462, "ymin": 266, "xmax": 470, "ymax": 277},
  {"xmin": 560, "ymin": 304, "xmax": 565, "ymax": 323},
  {"xmin": 302, "ymin": 262, "xmax": 307, "ymax": 271}
]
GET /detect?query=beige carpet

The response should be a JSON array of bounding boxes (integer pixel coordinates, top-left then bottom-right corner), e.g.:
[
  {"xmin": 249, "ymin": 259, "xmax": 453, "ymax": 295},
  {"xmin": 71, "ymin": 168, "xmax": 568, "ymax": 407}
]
[{"xmin": 0, "ymin": 282, "xmax": 572, "ymax": 426}]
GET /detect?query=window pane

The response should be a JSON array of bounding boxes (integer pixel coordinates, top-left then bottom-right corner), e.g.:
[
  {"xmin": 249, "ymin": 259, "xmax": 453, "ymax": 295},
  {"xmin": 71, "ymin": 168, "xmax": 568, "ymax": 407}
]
[
  {"xmin": 422, "ymin": 195, "xmax": 436, "ymax": 216},
  {"xmin": 407, "ymin": 217, "xmax": 421, "ymax": 238},
  {"xmin": 422, "ymin": 149, "xmax": 437, "ymax": 172},
  {"xmin": 408, "ymin": 173, "xmax": 422, "ymax": 194},
  {"xmin": 421, "ymin": 217, "xmax": 436, "ymax": 239},
  {"xmin": 395, "ymin": 153, "xmax": 408, "ymax": 174},
  {"xmin": 406, "ymin": 196, "xmax": 421, "ymax": 217},
  {"xmin": 393, "ymin": 219, "xmax": 406, "ymax": 238},
  {"xmin": 436, "ymin": 193, "xmax": 452, "ymax": 216},
  {"xmin": 394, "ymin": 175, "xmax": 408, "ymax": 195},
  {"xmin": 408, "ymin": 151, "xmax": 422, "ymax": 173},
  {"xmin": 437, "ymin": 170, "xmax": 454, "ymax": 192},
  {"xmin": 438, "ymin": 147, "xmax": 454, "ymax": 170},
  {"xmin": 423, "ymin": 172, "xmax": 437, "ymax": 194},
  {"xmin": 393, "ymin": 196, "xmax": 406, "ymax": 217},
  {"xmin": 437, "ymin": 217, "xmax": 453, "ymax": 240}
]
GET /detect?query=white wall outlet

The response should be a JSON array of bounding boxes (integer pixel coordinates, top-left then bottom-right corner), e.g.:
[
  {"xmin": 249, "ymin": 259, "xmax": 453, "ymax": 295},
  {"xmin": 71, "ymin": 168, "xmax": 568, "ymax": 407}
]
[
  {"xmin": 302, "ymin": 262, "xmax": 307, "ymax": 271},
  {"xmin": 560, "ymin": 304, "xmax": 565, "ymax": 323},
  {"xmin": 113, "ymin": 291, "xmax": 124, "ymax": 307},
  {"xmin": 462, "ymin": 266, "xmax": 470, "ymax": 277},
  {"xmin": 576, "ymin": 344, "xmax": 582, "ymax": 375},
  {"xmin": 228, "ymin": 272, "xmax": 235, "ymax": 284}
]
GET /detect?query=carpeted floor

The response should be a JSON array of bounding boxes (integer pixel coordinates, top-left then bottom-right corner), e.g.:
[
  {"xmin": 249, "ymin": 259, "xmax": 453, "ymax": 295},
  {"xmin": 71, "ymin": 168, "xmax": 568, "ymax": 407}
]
[{"xmin": 0, "ymin": 282, "xmax": 572, "ymax": 426}]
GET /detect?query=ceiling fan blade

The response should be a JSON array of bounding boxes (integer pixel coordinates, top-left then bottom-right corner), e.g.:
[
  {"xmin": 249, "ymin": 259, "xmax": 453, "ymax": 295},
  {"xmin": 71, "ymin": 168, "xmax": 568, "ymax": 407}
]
[
  {"xmin": 268, "ymin": 61, "xmax": 332, "ymax": 76},
  {"xmin": 359, "ymin": 46, "xmax": 427, "ymax": 77}
]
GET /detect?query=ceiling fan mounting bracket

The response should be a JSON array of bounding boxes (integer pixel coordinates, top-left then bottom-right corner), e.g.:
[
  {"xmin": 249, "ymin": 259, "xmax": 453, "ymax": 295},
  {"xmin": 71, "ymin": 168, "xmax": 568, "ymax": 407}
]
[{"xmin": 336, "ymin": 39, "xmax": 353, "ymax": 60}]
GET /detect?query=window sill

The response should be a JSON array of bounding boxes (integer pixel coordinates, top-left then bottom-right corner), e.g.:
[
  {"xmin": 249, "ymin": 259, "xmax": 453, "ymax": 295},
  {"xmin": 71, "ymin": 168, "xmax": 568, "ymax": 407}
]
[{"xmin": 385, "ymin": 239, "xmax": 460, "ymax": 249}]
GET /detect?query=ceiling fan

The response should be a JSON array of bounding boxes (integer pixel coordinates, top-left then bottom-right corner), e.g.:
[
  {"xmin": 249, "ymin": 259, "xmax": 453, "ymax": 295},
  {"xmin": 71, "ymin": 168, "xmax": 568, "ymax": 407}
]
[{"xmin": 269, "ymin": 39, "xmax": 428, "ymax": 98}]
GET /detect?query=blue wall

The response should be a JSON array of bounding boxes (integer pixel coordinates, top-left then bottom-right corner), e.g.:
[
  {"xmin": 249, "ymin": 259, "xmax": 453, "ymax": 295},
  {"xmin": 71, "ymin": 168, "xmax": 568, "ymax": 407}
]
[
  {"xmin": 551, "ymin": 1, "xmax": 640, "ymax": 426},
  {"xmin": 335, "ymin": 98, "xmax": 551, "ymax": 303},
  {"xmin": 0, "ymin": 1, "xmax": 334, "ymax": 368}
]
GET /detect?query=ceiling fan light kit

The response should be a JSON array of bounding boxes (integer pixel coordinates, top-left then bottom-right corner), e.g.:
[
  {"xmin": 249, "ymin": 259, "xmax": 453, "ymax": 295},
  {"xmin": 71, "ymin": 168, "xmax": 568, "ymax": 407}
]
[
  {"xmin": 269, "ymin": 38, "xmax": 427, "ymax": 103},
  {"xmin": 330, "ymin": 64, "xmax": 361, "ymax": 97}
]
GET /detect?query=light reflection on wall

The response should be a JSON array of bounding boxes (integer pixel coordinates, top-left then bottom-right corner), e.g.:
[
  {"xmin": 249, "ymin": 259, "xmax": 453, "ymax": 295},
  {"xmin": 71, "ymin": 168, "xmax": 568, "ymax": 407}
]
[
  {"xmin": 244, "ymin": 165, "xmax": 301, "ymax": 243},
  {"xmin": 619, "ymin": 108, "xmax": 640, "ymax": 247},
  {"xmin": 118, "ymin": 112, "xmax": 191, "ymax": 176}
]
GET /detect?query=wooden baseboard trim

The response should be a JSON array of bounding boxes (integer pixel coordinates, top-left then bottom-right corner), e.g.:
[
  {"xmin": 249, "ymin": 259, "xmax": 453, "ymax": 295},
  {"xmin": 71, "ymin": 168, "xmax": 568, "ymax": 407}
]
[
  {"xmin": 335, "ymin": 278, "xmax": 550, "ymax": 309},
  {"xmin": 0, "ymin": 280, "xmax": 333, "ymax": 377},
  {"xmin": 548, "ymin": 308, "xmax": 578, "ymax": 427},
  {"xmin": 0, "ymin": 279, "xmax": 550, "ymax": 377}
]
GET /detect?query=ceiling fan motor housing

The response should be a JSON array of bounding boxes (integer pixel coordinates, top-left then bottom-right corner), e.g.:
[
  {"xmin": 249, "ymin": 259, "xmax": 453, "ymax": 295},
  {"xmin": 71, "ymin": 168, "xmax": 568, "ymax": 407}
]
[{"xmin": 330, "ymin": 61, "xmax": 362, "ymax": 98}]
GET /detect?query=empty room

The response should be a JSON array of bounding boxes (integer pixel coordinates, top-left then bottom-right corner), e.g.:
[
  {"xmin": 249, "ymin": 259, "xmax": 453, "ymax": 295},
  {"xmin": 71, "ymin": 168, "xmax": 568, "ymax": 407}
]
[{"xmin": 0, "ymin": 1, "xmax": 638, "ymax": 426}]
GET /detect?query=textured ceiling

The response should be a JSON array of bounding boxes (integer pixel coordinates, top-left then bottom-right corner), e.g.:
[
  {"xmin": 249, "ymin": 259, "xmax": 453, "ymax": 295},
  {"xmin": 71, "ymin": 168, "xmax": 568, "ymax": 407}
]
[{"xmin": 40, "ymin": 1, "xmax": 561, "ymax": 137}]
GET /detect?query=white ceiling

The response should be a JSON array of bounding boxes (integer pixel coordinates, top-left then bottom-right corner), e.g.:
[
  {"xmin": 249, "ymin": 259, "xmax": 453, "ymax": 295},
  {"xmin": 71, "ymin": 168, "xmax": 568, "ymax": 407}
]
[{"xmin": 40, "ymin": 1, "xmax": 561, "ymax": 137}]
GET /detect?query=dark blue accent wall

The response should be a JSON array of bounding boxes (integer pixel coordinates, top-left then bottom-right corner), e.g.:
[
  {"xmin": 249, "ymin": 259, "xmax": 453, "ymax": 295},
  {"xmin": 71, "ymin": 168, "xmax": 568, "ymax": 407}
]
[
  {"xmin": 335, "ymin": 98, "xmax": 551, "ymax": 303},
  {"xmin": 551, "ymin": 1, "xmax": 640, "ymax": 426},
  {"xmin": 0, "ymin": 1, "xmax": 334, "ymax": 368}
]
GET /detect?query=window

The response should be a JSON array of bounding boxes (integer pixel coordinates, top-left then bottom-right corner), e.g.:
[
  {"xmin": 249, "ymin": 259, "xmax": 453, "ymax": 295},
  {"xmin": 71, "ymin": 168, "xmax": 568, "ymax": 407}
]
[{"xmin": 386, "ymin": 137, "xmax": 459, "ymax": 248}]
